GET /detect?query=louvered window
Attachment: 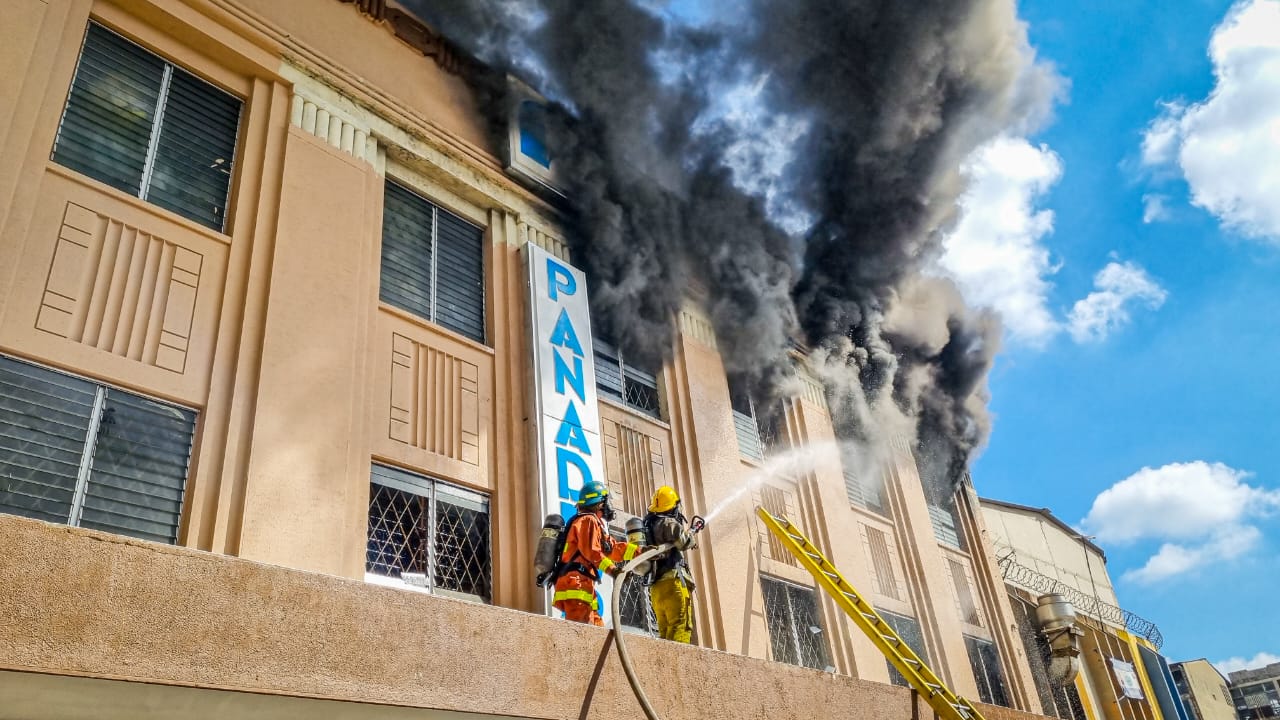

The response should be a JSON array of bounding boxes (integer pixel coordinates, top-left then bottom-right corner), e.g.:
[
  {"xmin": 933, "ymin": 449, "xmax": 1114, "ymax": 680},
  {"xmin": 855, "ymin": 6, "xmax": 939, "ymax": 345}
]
[
  {"xmin": 866, "ymin": 527, "xmax": 901, "ymax": 600},
  {"xmin": 380, "ymin": 181, "xmax": 486, "ymax": 343},
  {"xmin": 0, "ymin": 355, "xmax": 196, "ymax": 544},
  {"xmin": 366, "ymin": 464, "xmax": 491, "ymax": 603},
  {"xmin": 950, "ymin": 559, "xmax": 982, "ymax": 625},
  {"xmin": 51, "ymin": 22, "xmax": 241, "ymax": 232},
  {"xmin": 844, "ymin": 462, "xmax": 887, "ymax": 515},
  {"xmin": 728, "ymin": 376, "xmax": 765, "ymax": 461},
  {"xmin": 593, "ymin": 338, "xmax": 660, "ymax": 418}
]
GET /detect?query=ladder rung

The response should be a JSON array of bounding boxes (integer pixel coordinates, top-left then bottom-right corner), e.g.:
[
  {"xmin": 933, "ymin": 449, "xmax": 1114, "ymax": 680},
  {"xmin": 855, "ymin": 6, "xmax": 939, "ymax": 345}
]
[
  {"xmin": 879, "ymin": 634, "xmax": 902, "ymax": 646},
  {"xmin": 860, "ymin": 612, "xmax": 880, "ymax": 623},
  {"xmin": 902, "ymin": 657, "xmax": 921, "ymax": 667}
]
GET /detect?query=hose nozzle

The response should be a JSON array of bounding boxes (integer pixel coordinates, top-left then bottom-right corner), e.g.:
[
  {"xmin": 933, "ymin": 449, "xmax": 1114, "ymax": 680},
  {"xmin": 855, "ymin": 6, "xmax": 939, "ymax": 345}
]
[{"xmin": 690, "ymin": 515, "xmax": 707, "ymax": 534}]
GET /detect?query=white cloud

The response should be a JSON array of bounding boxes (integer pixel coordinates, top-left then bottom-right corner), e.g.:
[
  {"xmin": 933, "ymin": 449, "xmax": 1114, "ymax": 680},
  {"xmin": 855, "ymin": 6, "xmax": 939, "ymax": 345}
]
[
  {"xmin": 1082, "ymin": 461, "xmax": 1280, "ymax": 583},
  {"xmin": 937, "ymin": 136, "xmax": 1063, "ymax": 346},
  {"xmin": 1066, "ymin": 261, "xmax": 1168, "ymax": 342},
  {"xmin": 1142, "ymin": 194, "xmax": 1171, "ymax": 224},
  {"xmin": 1140, "ymin": 0, "xmax": 1280, "ymax": 243},
  {"xmin": 1216, "ymin": 652, "xmax": 1280, "ymax": 676}
]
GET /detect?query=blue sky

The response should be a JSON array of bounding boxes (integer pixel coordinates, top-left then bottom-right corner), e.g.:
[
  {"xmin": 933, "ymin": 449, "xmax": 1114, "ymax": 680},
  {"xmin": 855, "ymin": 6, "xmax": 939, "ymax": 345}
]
[
  {"xmin": 661, "ymin": 0, "xmax": 1279, "ymax": 670},
  {"xmin": 968, "ymin": 0, "xmax": 1280, "ymax": 669}
]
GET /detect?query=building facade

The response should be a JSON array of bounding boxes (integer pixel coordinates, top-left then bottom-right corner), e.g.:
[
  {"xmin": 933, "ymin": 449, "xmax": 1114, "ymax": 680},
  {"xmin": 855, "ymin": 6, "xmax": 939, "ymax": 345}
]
[
  {"xmin": 1171, "ymin": 659, "xmax": 1236, "ymax": 720},
  {"xmin": 1, "ymin": 1, "xmax": 1056, "ymax": 718},
  {"xmin": 1229, "ymin": 663, "xmax": 1280, "ymax": 720},
  {"xmin": 981, "ymin": 499, "xmax": 1186, "ymax": 720}
]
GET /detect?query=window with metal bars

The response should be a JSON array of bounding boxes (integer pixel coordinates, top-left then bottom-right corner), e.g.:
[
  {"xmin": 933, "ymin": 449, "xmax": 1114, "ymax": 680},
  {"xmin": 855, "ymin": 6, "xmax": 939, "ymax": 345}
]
[
  {"xmin": 878, "ymin": 609, "xmax": 930, "ymax": 687},
  {"xmin": 51, "ymin": 22, "xmax": 241, "ymax": 232},
  {"xmin": 380, "ymin": 180, "xmax": 486, "ymax": 344},
  {"xmin": 593, "ymin": 338, "xmax": 661, "ymax": 418},
  {"xmin": 760, "ymin": 575, "xmax": 829, "ymax": 670},
  {"xmin": 759, "ymin": 484, "xmax": 798, "ymax": 567},
  {"xmin": 965, "ymin": 635, "xmax": 1011, "ymax": 707},
  {"xmin": 365, "ymin": 464, "xmax": 491, "ymax": 603},
  {"xmin": 611, "ymin": 530, "xmax": 659, "ymax": 636},
  {"xmin": 0, "ymin": 355, "xmax": 196, "ymax": 544}
]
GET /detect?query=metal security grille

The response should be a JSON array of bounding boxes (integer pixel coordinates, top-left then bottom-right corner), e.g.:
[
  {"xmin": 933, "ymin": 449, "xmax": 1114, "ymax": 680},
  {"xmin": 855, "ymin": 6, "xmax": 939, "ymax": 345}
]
[
  {"xmin": 878, "ymin": 609, "xmax": 929, "ymax": 687},
  {"xmin": 760, "ymin": 575, "xmax": 829, "ymax": 670},
  {"xmin": 965, "ymin": 635, "xmax": 1011, "ymax": 707},
  {"xmin": 366, "ymin": 464, "xmax": 491, "ymax": 603},
  {"xmin": 51, "ymin": 22, "xmax": 241, "ymax": 231},
  {"xmin": 0, "ymin": 355, "xmax": 196, "ymax": 544},
  {"xmin": 380, "ymin": 180, "xmax": 486, "ymax": 343},
  {"xmin": 593, "ymin": 339, "xmax": 660, "ymax": 418}
]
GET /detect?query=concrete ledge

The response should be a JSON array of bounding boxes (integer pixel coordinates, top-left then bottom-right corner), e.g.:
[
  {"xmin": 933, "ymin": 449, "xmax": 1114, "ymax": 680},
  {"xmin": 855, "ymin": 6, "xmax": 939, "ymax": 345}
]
[{"xmin": 0, "ymin": 515, "xmax": 1050, "ymax": 720}]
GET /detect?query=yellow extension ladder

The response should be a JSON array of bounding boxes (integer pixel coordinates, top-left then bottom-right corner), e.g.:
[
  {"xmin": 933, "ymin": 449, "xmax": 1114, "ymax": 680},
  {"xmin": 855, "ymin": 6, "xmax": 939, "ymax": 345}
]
[{"xmin": 755, "ymin": 506, "xmax": 986, "ymax": 720}]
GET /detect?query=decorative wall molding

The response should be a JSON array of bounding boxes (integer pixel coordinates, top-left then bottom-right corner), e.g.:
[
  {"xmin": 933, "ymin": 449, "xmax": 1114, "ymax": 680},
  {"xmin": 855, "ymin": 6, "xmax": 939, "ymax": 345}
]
[
  {"xmin": 388, "ymin": 332, "xmax": 481, "ymax": 466},
  {"xmin": 36, "ymin": 202, "xmax": 203, "ymax": 374},
  {"xmin": 516, "ymin": 221, "xmax": 569, "ymax": 259},
  {"xmin": 796, "ymin": 369, "xmax": 828, "ymax": 411},
  {"xmin": 336, "ymin": 0, "xmax": 478, "ymax": 78},
  {"xmin": 677, "ymin": 307, "xmax": 717, "ymax": 350},
  {"xmin": 289, "ymin": 89, "xmax": 385, "ymax": 173}
]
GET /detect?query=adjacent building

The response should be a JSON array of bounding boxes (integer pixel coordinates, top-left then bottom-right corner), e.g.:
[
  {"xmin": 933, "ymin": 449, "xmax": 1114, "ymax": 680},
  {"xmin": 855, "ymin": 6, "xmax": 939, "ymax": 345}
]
[
  {"xmin": 1171, "ymin": 659, "xmax": 1236, "ymax": 720},
  {"xmin": 0, "ymin": 1, "xmax": 1083, "ymax": 718},
  {"xmin": 981, "ymin": 499, "xmax": 1187, "ymax": 720},
  {"xmin": 1229, "ymin": 663, "xmax": 1280, "ymax": 720}
]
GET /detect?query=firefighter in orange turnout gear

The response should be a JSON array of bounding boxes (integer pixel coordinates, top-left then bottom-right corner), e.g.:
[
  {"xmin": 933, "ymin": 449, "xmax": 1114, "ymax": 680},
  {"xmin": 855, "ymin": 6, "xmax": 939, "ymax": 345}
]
[{"xmin": 553, "ymin": 481, "xmax": 641, "ymax": 626}]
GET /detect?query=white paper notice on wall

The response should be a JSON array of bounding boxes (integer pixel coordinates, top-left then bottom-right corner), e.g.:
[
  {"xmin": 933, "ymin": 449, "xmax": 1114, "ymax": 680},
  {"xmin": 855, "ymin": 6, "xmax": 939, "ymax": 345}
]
[
  {"xmin": 1110, "ymin": 658, "xmax": 1146, "ymax": 700},
  {"xmin": 524, "ymin": 242, "xmax": 616, "ymax": 624}
]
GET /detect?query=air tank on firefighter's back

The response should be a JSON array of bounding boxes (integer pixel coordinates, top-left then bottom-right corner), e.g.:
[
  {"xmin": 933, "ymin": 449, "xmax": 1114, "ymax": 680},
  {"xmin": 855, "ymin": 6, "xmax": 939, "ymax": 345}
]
[
  {"xmin": 533, "ymin": 514, "xmax": 565, "ymax": 586},
  {"xmin": 626, "ymin": 516, "xmax": 652, "ymax": 576}
]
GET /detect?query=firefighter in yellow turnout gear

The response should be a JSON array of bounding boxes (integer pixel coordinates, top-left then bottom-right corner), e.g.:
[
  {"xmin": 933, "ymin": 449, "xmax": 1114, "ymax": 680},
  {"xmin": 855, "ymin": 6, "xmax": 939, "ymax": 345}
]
[{"xmin": 643, "ymin": 486, "xmax": 698, "ymax": 643}]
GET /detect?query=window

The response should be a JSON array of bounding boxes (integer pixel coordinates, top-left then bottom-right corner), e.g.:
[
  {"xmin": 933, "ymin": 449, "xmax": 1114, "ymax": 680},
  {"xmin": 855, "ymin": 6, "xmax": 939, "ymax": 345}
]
[
  {"xmin": 380, "ymin": 180, "xmax": 486, "ymax": 343},
  {"xmin": 878, "ymin": 609, "xmax": 929, "ymax": 687},
  {"xmin": 866, "ymin": 527, "xmax": 901, "ymax": 600},
  {"xmin": 0, "ymin": 355, "xmax": 196, "ymax": 544},
  {"xmin": 728, "ymin": 377, "xmax": 783, "ymax": 461},
  {"xmin": 593, "ymin": 338, "xmax": 661, "ymax": 418},
  {"xmin": 760, "ymin": 484, "xmax": 798, "ymax": 567},
  {"xmin": 844, "ymin": 462, "xmax": 887, "ymax": 515},
  {"xmin": 51, "ymin": 22, "xmax": 241, "ymax": 232},
  {"xmin": 966, "ymin": 635, "xmax": 1011, "ymax": 707},
  {"xmin": 366, "ymin": 464, "xmax": 491, "ymax": 603},
  {"xmin": 950, "ymin": 559, "xmax": 982, "ymax": 625},
  {"xmin": 760, "ymin": 575, "xmax": 829, "ymax": 670}
]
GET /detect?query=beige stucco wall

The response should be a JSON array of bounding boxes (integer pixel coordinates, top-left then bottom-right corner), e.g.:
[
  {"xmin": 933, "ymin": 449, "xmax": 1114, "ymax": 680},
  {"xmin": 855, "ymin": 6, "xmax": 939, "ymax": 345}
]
[
  {"xmin": 1178, "ymin": 660, "xmax": 1237, "ymax": 720},
  {"xmin": 0, "ymin": 514, "xmax": 1052, "ymax": 720},
  {"xmin": 0, "ymin": 0, "xmax": 1049, "ymax": 715},
  {"xmin": 981, "ymin": 502, "xmax": 1119, "ymax": 609}
]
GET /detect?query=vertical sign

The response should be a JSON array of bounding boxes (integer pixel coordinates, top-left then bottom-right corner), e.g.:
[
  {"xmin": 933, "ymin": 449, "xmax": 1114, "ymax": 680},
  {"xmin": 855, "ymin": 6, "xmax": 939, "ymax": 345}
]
[{"xmin": 524, "ymin": 242, "xmax": 615, "ymax": 624}]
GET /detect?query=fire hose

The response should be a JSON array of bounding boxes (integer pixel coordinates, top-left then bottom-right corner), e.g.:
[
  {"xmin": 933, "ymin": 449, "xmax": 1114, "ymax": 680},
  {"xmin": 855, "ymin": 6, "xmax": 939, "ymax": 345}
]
[{"xmin": 608, "ymin": 515, "xmax": 706, "ymax": 720}]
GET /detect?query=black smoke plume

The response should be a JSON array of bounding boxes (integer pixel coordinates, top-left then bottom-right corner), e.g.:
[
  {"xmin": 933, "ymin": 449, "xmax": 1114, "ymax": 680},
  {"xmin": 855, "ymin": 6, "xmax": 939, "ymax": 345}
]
[{"xmin": 401, "ymin": 0, "xmax": 1054, "ymax": 490}]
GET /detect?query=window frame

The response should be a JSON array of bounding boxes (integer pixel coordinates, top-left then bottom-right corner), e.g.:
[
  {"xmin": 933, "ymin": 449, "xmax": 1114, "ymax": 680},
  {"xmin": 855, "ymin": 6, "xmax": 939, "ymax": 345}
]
[
  {"xmin": 0, "ymin": 354, "xmax": 198, "ymax": 544},
  {"xmin": 365, "ymin": 463, "xmax": 492, "ymax": 604},
  {"xmin": 50, "ymin": 20, "xmax": 243, "ymax": 233},
  {"xmin": 965, "ymin": 634, "xmax": 1011, "ymax": 707},
  {"xmin": 760, "ymin": 574, "xmax": 830, "ymax": 671},
  {"xmin": 593, "ymin": 337, "xmax": 662, "ymax": 419},
  {"xmin": 379, "ymin": 178, "xmax": 487, "ymax": 345}
]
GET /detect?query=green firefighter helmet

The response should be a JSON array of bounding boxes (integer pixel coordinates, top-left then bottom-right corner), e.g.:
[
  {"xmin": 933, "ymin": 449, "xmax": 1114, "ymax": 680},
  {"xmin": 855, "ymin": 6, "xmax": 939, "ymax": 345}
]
[{"xmin": 577, "ymin": 481, "xmax": 610, "ymax": 510}]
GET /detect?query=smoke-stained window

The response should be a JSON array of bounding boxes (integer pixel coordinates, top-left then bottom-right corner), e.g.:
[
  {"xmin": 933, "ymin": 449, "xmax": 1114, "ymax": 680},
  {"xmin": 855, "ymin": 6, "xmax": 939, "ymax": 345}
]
[
  {"xmin": 728, "ymin": 376, "xmax": 785, "ymax": 461},
  {"xmin": 760, "ymin": 575, "xmax": 829, "ymax": 671},
  {"xmin": 843, "ymin": 458, "xmax": 887, "ymax": 515},
  {"xmin": 877, "ymin": 609, "xmax": 929, "ymax": 687},
  {"xmin": 965, "ymin": 635, "xmax": 1011, "ymax": 707},
  {"xmin": 593, "ymin": 336, "xmax": 661, "ymax": 419},
  {"xmin": 380, "ymin": 180, "xmax": 486, "ymax": 344},
  {"xmin": 0, "ymin": 355, "xmax": 196, "ymax": 545},
  {"xmin": 366, "ymin": 464, "xmax": 491, "ymax": 603},
  {"xmin": 51, "ymin": 22, "xmax": 241, "ymax": 232}
]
